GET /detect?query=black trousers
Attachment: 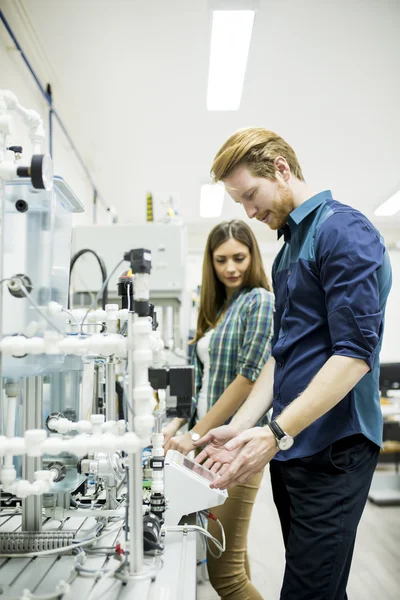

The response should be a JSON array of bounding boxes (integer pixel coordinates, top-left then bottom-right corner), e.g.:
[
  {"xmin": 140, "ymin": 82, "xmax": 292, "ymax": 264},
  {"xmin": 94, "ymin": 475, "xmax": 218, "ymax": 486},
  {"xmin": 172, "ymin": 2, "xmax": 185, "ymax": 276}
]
[{"xmin": 270, "ymin": 434, "xmax": 379, "ymax": 600}]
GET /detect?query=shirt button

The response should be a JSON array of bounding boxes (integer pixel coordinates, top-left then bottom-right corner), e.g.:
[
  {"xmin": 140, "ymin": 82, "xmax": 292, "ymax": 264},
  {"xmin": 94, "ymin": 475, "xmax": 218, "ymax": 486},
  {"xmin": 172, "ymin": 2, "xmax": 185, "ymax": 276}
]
[
  {"xmin": 278, "ymin": 362, "xmax": 284, "ymax": 368},
  {"xmin": 288, "ymin": 270, "xmax": 292, "ymax": 276}
]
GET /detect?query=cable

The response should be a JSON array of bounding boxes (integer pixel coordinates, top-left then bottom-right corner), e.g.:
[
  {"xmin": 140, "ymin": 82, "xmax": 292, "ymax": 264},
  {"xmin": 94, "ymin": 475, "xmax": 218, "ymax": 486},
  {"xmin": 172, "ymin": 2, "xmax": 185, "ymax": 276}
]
[
  {"xmin": 80, "ymin": 258, "xmax": 125, "ymax": 334},
  {"xmin": 62, "ymin": 308, "xmax": 80, "ymax": 328},
  {"xmin": 69, "ymin": 249, "xmax": 108, "ymax": 310},
  {"xmin": 114, "ymin": 558, "xmax": 163, "ymax": 583},
  {"xmin": 163, "ymin": 523, "xmax": 225, "ymax": 556},
  {"xmin": 85, "ymin": 556, "xmax": 125, "ymax": 600},
  {"xmin": 14, "ymin": 278, "xmax": 64, "ymax": 334},
  {"xmin": 0, "ymin": 277, "xmax": 64, "ymax": 334},
  {"xmin": 126, "ymin": 282, "xmax": 131, "ymax": 313}
]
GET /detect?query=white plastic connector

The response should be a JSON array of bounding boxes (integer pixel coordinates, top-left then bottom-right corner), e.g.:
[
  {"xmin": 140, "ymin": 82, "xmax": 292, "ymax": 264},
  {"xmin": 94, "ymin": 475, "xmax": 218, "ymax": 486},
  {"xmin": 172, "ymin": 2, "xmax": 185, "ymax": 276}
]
[
  {"xmin": 88, "ymin": 310, "xmax": 107, "ymax": 323},
  {"xmin": 0, "ymin": 465, "xmax": 17, "ymax": 487},
  {"xmin": 105, "ymin": 304, "xmax": 119, "ymax": 334},
  {"xmin": 90, "ymin": 414, "xmax": 105, "ymax": 435},
  {"xmin": 134, "ymin": 414, "xmax": 155, "ymax": 441},
  {"xmin": 43, "ymin": 331, "xmax": 62, "ymax": 355},
  {"xmin": 47, "ymin": 301, "xmax": 63, "ymax": 315},
  {"xmin": 24, "ymin": 429, "xmax": 47, "ymax": 457}
]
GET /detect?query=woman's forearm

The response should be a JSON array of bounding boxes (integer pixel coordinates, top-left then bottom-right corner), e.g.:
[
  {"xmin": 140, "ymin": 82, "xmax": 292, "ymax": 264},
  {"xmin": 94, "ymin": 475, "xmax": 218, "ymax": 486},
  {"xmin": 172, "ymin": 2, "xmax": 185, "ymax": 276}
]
[
  {"xmin": 231, "ymin": 356, "xmax": 275, "ymax": 432},
  {"xmin": 191, "ymin": 374, "xmax": 254, "ymax": 437}
]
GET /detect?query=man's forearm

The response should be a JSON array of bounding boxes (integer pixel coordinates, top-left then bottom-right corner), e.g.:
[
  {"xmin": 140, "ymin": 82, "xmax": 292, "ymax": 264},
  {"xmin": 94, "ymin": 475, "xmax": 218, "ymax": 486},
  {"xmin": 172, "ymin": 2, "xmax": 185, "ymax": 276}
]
[
  {"xmin": 275, "ymin": 355, "xmax": 369, "ymax": 437},
  {"xmin": 230, "ymin": 356, "xmax": 275, "ymax": 433}
]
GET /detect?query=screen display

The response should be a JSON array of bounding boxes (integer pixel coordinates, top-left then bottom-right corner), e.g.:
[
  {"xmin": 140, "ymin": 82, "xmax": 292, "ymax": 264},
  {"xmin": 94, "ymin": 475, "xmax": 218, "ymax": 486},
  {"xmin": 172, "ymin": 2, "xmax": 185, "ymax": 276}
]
[{"xmin": 182, "ymin": 457, "xmax": 215, "ymax": 482}]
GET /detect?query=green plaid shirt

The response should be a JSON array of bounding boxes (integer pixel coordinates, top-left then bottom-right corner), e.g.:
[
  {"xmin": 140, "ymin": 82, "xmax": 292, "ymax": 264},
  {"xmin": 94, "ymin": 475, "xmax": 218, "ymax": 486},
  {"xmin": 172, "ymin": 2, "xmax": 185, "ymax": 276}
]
[{"xmin": 192, "ymin": 287, "xmax": 274, "ymax": 424}]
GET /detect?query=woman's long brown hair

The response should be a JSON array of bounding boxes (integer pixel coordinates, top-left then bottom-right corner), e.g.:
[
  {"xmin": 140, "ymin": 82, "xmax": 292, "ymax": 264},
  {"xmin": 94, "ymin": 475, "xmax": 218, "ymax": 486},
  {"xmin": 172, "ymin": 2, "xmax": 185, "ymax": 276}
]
[{"xmin": 192, "ymin": 220, "xmax": 271, "ymax": 343}]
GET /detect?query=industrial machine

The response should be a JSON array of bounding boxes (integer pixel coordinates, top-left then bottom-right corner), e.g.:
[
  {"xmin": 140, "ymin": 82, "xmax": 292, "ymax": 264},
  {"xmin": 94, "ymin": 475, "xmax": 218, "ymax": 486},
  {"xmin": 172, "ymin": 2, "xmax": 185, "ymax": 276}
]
[{"xmin": 0, "ymin": 90, "xmax": 226, "ymax": 599}]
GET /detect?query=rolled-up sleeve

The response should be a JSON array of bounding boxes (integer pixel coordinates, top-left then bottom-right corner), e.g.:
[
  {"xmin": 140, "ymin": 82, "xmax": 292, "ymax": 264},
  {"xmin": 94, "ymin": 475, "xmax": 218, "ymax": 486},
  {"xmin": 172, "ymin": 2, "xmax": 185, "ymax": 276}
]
[
  {"xmin": 316, "ymin": 211, "xmax": 387, "ymax": 370},
  {"xmin": 236, "ymin": 288, "xmax": 274, "ymax": 381}
]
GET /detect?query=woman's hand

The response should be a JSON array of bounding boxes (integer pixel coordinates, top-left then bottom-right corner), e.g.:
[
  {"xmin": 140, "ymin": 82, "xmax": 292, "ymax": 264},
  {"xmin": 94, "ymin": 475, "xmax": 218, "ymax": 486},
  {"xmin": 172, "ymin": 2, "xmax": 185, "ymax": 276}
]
[
  {"xmin": 166, "ymin": 432, "xmax": 195, "ymax": 456},
  {"xmin": 162, "ymin": 419, "xmax": 184, "ymax": 452}
]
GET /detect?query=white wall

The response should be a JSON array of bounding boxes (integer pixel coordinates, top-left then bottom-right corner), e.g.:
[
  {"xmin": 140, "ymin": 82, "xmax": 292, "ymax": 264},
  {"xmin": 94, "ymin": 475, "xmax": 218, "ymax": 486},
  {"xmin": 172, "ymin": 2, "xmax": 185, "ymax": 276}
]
[{"xmin": 0, "ymin": 22, "xmax": 106, "ymax": 225}]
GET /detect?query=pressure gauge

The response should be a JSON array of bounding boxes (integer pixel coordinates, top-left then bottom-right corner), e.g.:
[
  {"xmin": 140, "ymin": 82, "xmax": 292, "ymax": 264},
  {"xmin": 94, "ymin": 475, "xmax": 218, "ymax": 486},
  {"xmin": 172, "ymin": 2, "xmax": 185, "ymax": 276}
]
[
  {"xmin": 16, "ymin": 153, "xmax": 53, "ymax": 191},
  {"xmin": 31, "ymin": 153, "xmax": 53, "ymax": 191}
]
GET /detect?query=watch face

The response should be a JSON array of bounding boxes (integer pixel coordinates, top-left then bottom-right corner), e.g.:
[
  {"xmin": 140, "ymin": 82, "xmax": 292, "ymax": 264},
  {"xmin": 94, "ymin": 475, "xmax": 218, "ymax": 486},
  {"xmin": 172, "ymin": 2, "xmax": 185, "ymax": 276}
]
[
  {"xmin": 190, "ymin": 432, "xmax": 201, "ymax": 442},
  {"xmin": 278, "ymin": 435, "xmax": 294, "ymax": 451}
]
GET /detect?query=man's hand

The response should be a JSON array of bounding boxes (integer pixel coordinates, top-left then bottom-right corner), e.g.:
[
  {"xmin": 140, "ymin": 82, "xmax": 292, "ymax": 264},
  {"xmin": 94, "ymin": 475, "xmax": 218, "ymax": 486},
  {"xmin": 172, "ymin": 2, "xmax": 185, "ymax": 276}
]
[
  {"xmin": 165, "ymin": 432, "xmax": 195, "ymax": 456},
  {"xmin": 194, "ymin": 425, "xmax": 240, "ymax": 471},
  {"xmin": 210, "ymin": 426, "xmax": 278, "ymax": 489}
]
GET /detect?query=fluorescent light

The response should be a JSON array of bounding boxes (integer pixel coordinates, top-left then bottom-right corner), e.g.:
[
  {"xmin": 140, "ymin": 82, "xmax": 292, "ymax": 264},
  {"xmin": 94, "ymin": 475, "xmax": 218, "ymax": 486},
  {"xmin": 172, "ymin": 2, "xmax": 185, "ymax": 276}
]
[
  {"xmin": 207, "ymin": 10, "xmax": 255, "ymax": 111},
  {"xmin": 200, "ymin": 183, "xmax": 225, "ymax": 217},
  {"xmin": 374, "ymin": 190, "xmax": 400, "ymax": 216}
]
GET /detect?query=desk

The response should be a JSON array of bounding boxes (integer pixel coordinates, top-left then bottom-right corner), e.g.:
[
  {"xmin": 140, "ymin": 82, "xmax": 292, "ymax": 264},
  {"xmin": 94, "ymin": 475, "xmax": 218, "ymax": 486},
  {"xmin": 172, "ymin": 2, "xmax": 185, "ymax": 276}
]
[
  {"xmin": 368, "ymin": 401, "xmax": 400, "ymax": 506},
  {"xmin": 0, "ymin": 513, "xmax": 197, "ymax": 599}
]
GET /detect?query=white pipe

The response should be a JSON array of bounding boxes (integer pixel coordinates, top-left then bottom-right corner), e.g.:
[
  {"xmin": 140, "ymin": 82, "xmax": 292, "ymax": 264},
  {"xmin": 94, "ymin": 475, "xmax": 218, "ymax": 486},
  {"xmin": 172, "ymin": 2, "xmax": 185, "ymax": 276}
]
[
  {"xmin": 81, "ymin": 358, "xmax": 95, "ymax": 420},
  {"xmin": 1, "ymin": 469, "xmax": 56, "ymax": 498},
  {"xmin": 0, "ymin": 429, "xmax": 141, "ymax": 458},
  {"xmin": 1, "ymin": 90, "xmax": 45, "ymax": 154}
]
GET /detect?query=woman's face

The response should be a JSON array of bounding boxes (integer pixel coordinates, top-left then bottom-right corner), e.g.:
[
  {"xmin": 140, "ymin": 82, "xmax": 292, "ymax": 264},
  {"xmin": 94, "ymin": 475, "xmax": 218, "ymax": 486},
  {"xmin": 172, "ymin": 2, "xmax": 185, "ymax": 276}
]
[{"xmin": 212, "ymin": 237, "xmax": 251, "ymax": 293}]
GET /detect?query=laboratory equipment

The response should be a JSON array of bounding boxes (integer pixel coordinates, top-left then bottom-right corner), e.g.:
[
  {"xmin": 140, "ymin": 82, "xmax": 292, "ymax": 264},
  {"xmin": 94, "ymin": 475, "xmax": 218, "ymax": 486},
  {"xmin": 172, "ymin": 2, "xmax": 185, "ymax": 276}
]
[
  {"xmin": 0, "ymin": 90, "xmax": 226, "ymax": 599},
  {"xmin": 164, "ymin": 450, "xmax": 228, "ymax": 526}
]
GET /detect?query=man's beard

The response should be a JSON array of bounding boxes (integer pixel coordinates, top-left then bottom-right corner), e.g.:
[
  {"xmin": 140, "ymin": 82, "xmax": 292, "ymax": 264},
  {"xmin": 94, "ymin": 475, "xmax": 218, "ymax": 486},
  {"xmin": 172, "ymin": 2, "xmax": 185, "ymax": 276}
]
[{"xmin": 269, "ymin": 184, "xmax": 295, "ymax": 230}]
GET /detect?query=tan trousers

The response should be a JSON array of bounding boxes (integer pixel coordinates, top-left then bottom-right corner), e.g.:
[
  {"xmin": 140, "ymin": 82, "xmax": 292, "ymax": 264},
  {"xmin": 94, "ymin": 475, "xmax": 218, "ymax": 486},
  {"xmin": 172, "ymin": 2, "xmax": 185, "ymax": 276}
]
[{"xmin": 206, "ymin": 471, "xmax": 264, "ymax": 600}]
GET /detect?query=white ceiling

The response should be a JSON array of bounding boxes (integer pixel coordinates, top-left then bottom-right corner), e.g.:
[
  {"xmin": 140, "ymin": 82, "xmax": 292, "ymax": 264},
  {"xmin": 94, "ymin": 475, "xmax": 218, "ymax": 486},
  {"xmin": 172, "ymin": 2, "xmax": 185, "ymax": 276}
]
[{"xmin": 2, "ymin": 0, "xmax": 400, "ymax": 242}]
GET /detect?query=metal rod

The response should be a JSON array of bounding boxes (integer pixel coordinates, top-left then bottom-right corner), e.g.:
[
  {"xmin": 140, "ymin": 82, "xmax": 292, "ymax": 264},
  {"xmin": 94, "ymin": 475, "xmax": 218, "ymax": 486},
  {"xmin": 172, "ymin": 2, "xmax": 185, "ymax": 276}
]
[
  {"xmin": 0, "ymin": 129, "xmax": 5, "ymax": 432},
  {"xmin": 127, "ymin": 312, "xmax": 143, "ymax": 574},
  {"xmin": 105, "ymin": 484, "xmax": 118, "ymax": 510},
  {"xmin": 22, "ymin": 376, "xmax": 43, "ymax": 531},
  {"xmin": 106, "ymin": 360, "xmax": 117, "ymax": 422},
  {"xmin": 47, "ymin": 84, "xmax": 53, "ymax": 158}
]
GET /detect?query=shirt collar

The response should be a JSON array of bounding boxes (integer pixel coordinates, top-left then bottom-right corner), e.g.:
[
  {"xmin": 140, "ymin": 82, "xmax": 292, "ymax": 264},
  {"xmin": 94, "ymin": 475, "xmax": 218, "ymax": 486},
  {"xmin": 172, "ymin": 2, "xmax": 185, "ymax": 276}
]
[{"xmin": 278, "ymin": 190, "xmax": 332, "ymax": 241}]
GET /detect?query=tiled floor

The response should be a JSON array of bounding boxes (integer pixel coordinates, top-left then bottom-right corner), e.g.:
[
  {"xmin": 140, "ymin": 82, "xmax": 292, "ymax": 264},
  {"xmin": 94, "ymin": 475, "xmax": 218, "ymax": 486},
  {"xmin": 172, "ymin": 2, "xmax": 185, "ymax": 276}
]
[{"xmin": 196, "ymin": 467, "xmax": 400, "ymax": 600}]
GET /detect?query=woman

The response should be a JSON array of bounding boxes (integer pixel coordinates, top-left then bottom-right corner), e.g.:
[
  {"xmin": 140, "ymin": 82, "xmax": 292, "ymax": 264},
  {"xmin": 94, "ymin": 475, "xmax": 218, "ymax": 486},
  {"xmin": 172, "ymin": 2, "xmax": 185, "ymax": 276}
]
[{"xmin": 164, "ymin": 220, "xmax": 274, "ymax": 600}]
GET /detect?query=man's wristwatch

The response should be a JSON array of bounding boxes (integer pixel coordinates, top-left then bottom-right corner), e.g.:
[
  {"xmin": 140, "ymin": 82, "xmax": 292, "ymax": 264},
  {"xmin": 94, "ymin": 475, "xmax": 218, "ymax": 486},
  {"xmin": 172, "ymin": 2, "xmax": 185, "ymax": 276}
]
[
  {"xmin": 268, "ymin": 420, "xmax": 294, "ymax": 451},
  {"xmin": 189, "ymin": 431, "xmax": 201, "ymax": 443}
]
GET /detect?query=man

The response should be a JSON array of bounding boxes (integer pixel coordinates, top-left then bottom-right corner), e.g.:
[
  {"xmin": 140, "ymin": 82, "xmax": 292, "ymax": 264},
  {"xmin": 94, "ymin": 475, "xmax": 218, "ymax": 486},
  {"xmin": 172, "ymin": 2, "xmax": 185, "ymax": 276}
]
[{"xmin": 195, "ymin": 128, "xmax": 392, "ymax": 599}]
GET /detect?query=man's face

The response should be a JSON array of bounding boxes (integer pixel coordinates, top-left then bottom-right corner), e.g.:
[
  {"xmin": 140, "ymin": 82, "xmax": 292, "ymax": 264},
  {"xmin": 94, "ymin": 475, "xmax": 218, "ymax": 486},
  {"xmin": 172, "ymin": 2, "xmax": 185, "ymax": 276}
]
[{"xmin": 224, "ymin": 165, "xmax": 295, "ymax": 230}]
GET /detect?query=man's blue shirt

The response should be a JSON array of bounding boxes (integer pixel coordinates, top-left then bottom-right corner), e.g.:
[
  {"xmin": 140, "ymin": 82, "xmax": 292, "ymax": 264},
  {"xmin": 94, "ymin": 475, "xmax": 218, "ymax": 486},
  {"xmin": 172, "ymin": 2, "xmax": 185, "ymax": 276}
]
[{"xmin": 271, "ymin": 190, "xmax": 392, "ymax": 461}]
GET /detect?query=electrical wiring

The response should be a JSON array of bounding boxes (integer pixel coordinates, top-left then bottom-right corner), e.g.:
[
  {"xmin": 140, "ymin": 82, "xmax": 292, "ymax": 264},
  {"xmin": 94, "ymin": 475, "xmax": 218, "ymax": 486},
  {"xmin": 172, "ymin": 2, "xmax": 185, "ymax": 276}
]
[
  {"xmin": 126, "ymin": 282, "xmax": 131, "ymax": 312},
  {"xmin": 198, "ymin": 511, "xmax": 209, "ymax": 557},
  {"xmin": 80, "ymin": 258, "xmax": 125, "ymax": 334},
  {"xmin": 16, "ymin": 562, "xmax": 79, "ymax": 600},
  {"xmin": 75, "ymin": 554, "xmax": 125, "ymax": 577},
  {"xmin": 68, "ymin": 248, "xmax": 108, "ymax": 310},
  {"xmin": 114, "ymin": 557, "xmax": 164, "ymax": 583},
  {"xmin": 201, "ymin": 511, "xmax": 226, "ymax": 559},
  {"xmin": 1, "ymin": 277, "xmax": 64, "ymax": 334},
  {"xmin": 85, "ymin": 555, "xmax": 125, "ymax": 600},
  {"xmin": 62, "ymin": 308, "xmax": 80, "ymax": 328},
  {"xmin": 163, "ymin": 522, "xmax": 226, "ymax": 557}
]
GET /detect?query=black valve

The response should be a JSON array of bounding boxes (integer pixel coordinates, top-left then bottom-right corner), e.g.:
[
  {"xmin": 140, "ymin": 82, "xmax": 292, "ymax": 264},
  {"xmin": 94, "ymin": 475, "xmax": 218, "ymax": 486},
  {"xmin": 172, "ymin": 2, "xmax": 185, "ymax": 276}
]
[{"xmin": 7, "ymin": 145, "xmax": 23, "ymax": 155}]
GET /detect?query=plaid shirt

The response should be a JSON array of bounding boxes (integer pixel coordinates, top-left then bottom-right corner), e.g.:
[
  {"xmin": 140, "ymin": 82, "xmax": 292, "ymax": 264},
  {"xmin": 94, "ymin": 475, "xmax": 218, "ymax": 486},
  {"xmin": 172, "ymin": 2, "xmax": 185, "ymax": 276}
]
[{"xmin": 192, "ymin": 287, "xmax": 274, "ymax": 424}]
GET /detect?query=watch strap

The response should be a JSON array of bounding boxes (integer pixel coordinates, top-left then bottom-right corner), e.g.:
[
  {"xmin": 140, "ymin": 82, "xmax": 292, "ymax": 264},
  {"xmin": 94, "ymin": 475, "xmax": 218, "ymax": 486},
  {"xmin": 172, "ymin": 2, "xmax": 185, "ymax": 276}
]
[{"xmin": 268, "ymin": 420, "xmax": 285, "ymax": 441}]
